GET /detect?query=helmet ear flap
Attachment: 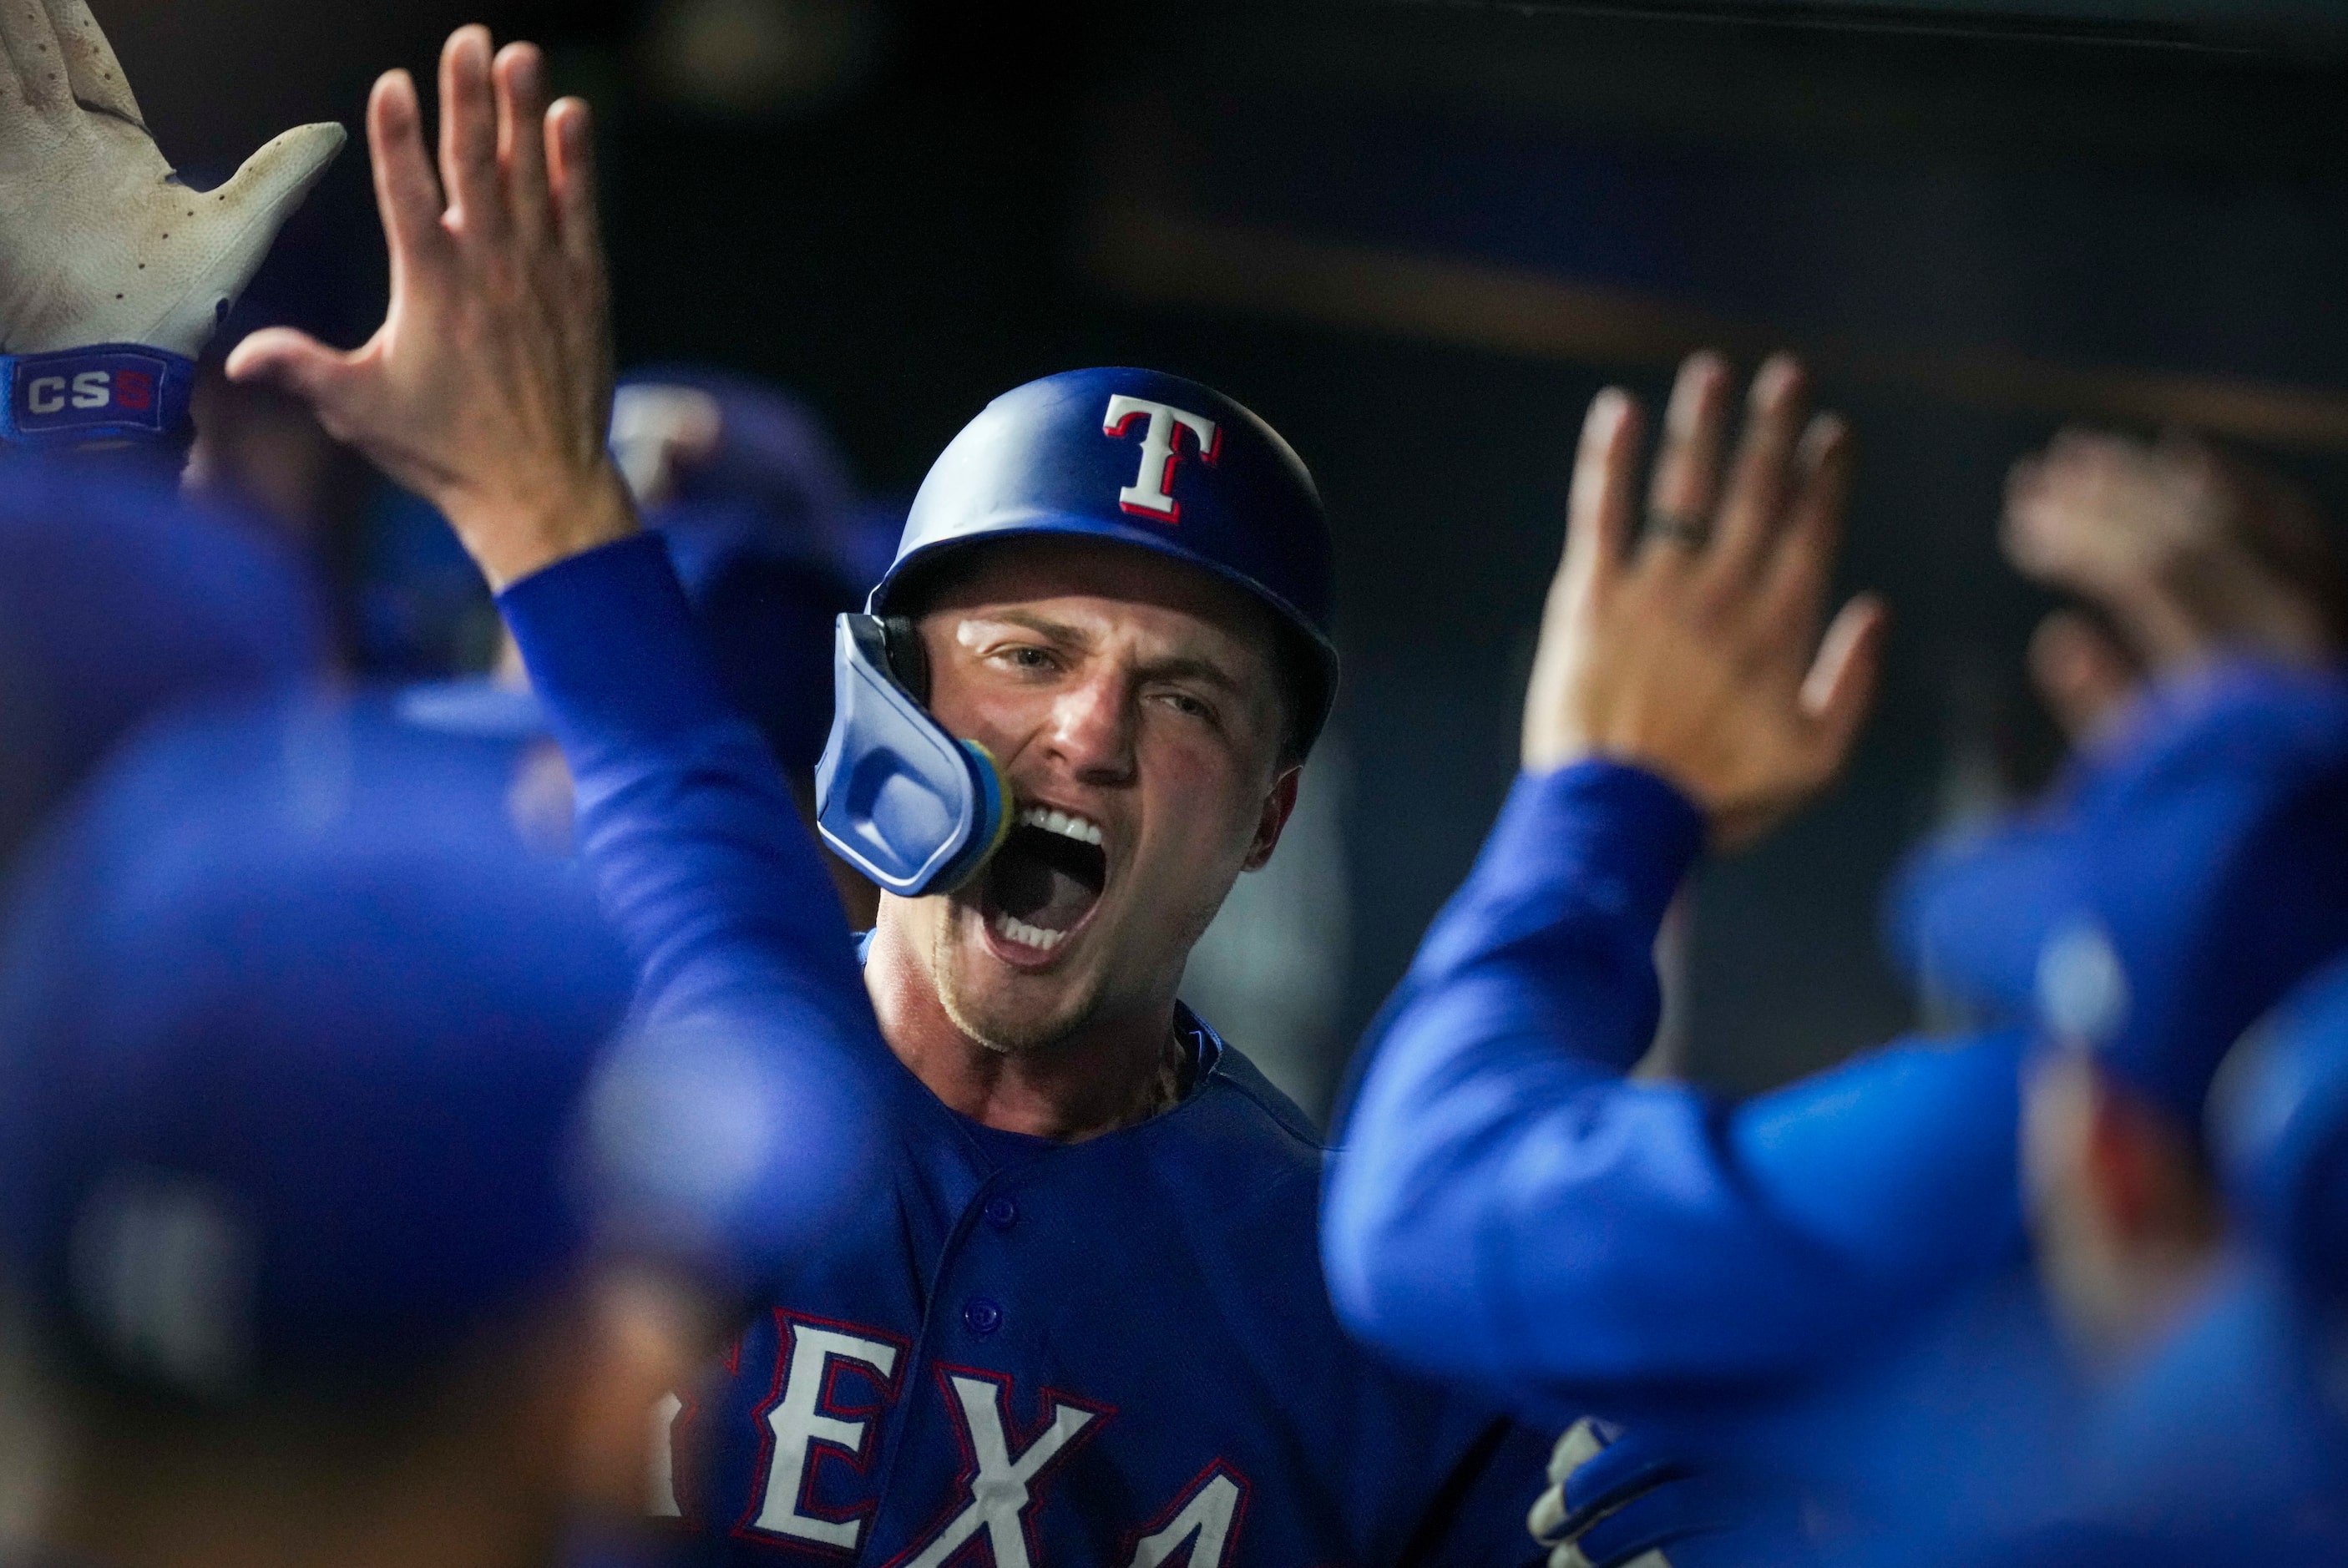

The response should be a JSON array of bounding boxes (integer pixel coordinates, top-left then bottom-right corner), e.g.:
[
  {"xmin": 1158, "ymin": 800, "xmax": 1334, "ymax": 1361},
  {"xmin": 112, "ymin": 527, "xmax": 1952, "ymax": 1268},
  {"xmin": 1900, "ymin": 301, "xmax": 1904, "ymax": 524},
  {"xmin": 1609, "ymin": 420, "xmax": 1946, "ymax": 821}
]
[{"xmin": 814, "ymin": 614, "xmax": 1009, "ymax": 898}]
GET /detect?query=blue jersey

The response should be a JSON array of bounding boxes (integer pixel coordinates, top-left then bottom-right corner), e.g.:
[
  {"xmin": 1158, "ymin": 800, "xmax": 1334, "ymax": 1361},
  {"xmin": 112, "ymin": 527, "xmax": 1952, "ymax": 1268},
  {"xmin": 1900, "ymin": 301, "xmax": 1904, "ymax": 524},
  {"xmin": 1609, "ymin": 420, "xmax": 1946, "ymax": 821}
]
[
  {"xmin": 501, "ymin": 537, "xmax": 1551, "ymax": 1568},
  {"xmin": 1323, "ymin": 759, "xmax": 2029, "ymax": 1420}
]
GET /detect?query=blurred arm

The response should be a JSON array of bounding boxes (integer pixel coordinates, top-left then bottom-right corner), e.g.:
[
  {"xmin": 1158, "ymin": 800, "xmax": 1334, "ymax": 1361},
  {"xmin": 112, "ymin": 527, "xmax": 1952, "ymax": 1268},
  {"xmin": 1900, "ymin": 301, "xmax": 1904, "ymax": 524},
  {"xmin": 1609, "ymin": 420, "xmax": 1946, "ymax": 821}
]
[
  {"xmin": 498, "ymin": 534, "xmax": 875, "ymax": 1044},
  {"xmin": 1323, "ymin": 755, "xmax": 2027, "ymax": 1414}
]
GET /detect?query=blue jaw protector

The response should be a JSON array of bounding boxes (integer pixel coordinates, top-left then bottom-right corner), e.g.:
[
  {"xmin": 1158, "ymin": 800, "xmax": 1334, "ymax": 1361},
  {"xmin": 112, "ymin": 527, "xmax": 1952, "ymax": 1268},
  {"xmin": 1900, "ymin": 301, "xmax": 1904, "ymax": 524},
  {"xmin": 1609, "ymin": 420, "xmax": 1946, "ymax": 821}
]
[{"xmin": 815, "ymin": 614, "xmax": 1013, "ymax": 898}]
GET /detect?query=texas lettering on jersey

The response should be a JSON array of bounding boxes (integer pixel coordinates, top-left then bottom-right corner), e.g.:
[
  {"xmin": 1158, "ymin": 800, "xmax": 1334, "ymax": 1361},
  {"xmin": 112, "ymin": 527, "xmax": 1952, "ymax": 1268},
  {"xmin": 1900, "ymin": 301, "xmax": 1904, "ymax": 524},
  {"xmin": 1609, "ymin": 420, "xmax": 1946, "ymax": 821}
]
[{"xmin": 660, "ymin": 1313, "xmax": 1246, "ymax": 1568}]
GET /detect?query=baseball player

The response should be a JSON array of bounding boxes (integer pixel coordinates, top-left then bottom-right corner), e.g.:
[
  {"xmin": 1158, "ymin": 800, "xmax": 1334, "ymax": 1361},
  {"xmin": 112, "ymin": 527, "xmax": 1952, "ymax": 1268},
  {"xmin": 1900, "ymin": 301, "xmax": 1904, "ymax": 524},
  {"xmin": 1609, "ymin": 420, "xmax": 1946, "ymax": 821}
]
[
  {"xmin": 1321, "ymin": 352, "xmax": 2348, "ymax": 1565},
  {"xmin": 0, "ymin": 695, "xmax": 877, "ymax": 1568},
  {"xmin": 227, "ymin": 25, "xmax": 1555, "ymax": 1568},
  {"xmin": 1726, "ymin": 665, "xmax": 2348, "ymax": 1568}
]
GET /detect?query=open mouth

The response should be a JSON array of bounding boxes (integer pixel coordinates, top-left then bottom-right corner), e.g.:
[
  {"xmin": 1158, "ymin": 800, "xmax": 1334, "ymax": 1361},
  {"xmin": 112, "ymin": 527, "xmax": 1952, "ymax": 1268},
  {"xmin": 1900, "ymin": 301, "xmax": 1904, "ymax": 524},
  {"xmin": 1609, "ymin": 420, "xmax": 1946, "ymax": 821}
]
[{"xmin": 979, "ymin": 806, "xmax": 1108, "ymax": 955}]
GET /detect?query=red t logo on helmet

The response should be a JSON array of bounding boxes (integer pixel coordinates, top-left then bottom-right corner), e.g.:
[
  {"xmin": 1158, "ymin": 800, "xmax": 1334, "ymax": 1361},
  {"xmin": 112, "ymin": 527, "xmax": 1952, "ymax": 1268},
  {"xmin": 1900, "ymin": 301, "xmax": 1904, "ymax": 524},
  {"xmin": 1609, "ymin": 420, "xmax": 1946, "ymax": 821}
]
[{"xmin": 1103, "ymin": 394, "xmax": 1221, "ymax": 524}]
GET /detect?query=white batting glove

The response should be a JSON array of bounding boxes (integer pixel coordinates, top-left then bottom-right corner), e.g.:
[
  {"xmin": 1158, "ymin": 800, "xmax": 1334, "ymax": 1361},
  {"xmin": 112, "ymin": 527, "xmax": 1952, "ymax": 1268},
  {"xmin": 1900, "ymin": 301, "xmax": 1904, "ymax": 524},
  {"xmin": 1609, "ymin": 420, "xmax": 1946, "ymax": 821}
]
[{"xmin": 0, "ymin": 0, "xmax": 343, "ymax": 450}]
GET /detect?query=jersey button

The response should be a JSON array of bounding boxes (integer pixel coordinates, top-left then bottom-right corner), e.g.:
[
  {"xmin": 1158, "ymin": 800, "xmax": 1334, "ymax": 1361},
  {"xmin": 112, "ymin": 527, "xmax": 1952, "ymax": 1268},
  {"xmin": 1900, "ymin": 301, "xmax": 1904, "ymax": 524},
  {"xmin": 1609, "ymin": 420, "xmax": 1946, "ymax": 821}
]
[
  {"xmin": 983, "ymin": 1196, "xmax": 1019, "ymax": 1231},
  {"xmin": 963, "ymin": 1297, "xmax": 1004, "ymax": 1336}
]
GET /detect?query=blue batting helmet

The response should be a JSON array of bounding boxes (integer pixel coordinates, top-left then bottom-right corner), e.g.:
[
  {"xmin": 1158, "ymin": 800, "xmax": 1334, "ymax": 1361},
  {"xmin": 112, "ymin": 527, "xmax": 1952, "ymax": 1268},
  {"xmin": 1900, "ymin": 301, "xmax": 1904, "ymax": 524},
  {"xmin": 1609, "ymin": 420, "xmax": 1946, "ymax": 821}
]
[
  {"xmin": 817, "ymin": 367, "xmax": 1338, "ymax": 898},
  {"xmin": 878, "ymin": 367, "xmax": 1337, "ymax": 741}
]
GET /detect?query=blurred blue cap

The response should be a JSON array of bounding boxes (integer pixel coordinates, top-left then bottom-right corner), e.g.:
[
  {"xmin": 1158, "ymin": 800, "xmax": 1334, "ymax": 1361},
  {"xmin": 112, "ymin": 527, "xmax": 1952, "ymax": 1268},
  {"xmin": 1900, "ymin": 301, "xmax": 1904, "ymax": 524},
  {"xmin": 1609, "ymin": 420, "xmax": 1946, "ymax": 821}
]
[
  {"xmin": 1890, "ymin": 664, "xmax": 2348, "ymax": 1126},
  {"xmin": 0, "ymin": 459, "xmax": 322, "ymax": 858},
  {"xmin": 0, "ymin": 697, "xmax": 630, "ymax": 1395},
  {"xmin": 614, "ymin": 368, "xmax": 894, "ymax": 774},
  {"xmin": 0, "ymin": 695, "xmax": 873, "ymax": 1399}
]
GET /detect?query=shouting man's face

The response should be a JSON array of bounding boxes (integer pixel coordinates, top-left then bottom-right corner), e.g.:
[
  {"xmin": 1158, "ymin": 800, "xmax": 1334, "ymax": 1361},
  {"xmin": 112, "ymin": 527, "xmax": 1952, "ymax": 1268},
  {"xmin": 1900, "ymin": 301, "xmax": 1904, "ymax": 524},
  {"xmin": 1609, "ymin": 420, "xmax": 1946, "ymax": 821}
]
[{"xmin": 886, "ymin": 537, "xmax": 1298, "ymax": 1056}]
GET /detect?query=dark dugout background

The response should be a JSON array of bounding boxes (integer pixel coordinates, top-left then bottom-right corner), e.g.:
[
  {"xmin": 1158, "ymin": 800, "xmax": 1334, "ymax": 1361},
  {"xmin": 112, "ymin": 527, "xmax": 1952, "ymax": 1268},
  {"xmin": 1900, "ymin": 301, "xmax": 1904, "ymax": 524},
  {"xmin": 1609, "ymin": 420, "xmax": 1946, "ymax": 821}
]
[{"xmin": 117, "ymin": 0, "xmax": 2348, "ymax": 1113}]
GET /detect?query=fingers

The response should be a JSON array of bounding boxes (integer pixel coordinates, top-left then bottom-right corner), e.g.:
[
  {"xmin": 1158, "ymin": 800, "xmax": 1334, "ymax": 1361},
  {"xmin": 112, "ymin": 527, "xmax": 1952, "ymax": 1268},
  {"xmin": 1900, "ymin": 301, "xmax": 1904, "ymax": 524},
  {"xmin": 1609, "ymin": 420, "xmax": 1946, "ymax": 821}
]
[
  {"xmin": 1563, "ymin": 389, "xmax": 1643, "ymax": 593},
  {"xmin": 547, "ymin": 96, "xmax": 605, "ymax": 275},
  {"xmin": 1758, "ymin": 412, "xmax": 1855, "ymax": 634},
  {"xmin": 367, "ymin": 70, "xmax": 448, "ymax": 275},
  {"xmin": 224, "ymin": 326, "xmax": 358, "ymax": 418},
  {"xmin": 438, "ymin": 25, "xmax": 504, "ymax": 239},
  {"xmin": 2028, "ymin": 609, "xmax": 2139, "ymax": 742},
  {"xmin": 1800, "ymin": 593, "xmax": 1890, "ymax": 759},
  {"xmin": 1644, "ymin": 352, "xmax": 1731, "ymax": 539},
  {"xmin": 1710, "ymin": 354, "xmax": 1810, "ymax": 578},
  {"xmin": 495, "ymin": 42, "xmax": 551, "ymax": 238},
  {"xmin": 39, "ymin": 0, "xmax": 139, "ymax": 125},
  {"xmin": 0, "ymin": 0, "xmax": 68, "ymax": 111}
]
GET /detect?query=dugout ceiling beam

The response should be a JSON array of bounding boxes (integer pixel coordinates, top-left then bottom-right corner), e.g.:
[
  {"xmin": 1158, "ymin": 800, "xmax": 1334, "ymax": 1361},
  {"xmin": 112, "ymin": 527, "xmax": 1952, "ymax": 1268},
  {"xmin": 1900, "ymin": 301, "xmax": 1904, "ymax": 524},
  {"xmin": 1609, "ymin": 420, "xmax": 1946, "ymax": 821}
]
[{"xmin": 1081, "ymin": 3, "xmax": 2348, "ymax": 448}]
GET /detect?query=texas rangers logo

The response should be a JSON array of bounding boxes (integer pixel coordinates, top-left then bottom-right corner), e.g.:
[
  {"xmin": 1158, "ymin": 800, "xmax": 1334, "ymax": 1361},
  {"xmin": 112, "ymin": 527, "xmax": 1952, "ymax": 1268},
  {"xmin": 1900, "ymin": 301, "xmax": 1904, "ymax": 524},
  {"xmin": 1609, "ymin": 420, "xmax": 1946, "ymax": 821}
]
[
  {"xmin": 708, "ymin": 1310, "xmax": 1252, "ymax": 1568},
  {"xmin": 1103, "ymin": 395, "xmax": 1220, "ymax": 524}
]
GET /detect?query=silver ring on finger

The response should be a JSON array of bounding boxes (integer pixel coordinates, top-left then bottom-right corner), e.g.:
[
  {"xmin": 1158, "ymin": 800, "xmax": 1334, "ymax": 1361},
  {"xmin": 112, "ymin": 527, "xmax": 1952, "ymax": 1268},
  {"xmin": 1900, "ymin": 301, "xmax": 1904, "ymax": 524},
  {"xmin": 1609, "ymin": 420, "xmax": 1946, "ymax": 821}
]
[{"xmin": 1644, "ymin": 508, "xmax": 1713, "ymax": 549}]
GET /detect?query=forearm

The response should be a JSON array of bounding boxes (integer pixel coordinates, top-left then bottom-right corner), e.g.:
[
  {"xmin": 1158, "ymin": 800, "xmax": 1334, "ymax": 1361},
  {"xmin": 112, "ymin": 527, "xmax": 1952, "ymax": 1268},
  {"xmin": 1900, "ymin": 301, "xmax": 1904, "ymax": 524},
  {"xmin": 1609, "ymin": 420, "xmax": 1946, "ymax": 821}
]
[
  {"xmin": 1325, "ymin": 759, "xmax": 1710, "ymax": 1385},
  {"xmin": 1325, "ymin": 761, "xmax": 2025, "ymax": 1411},
  {"xmin": 497, "ymin": 534, "xmax": 869, "ymax": 1028}
]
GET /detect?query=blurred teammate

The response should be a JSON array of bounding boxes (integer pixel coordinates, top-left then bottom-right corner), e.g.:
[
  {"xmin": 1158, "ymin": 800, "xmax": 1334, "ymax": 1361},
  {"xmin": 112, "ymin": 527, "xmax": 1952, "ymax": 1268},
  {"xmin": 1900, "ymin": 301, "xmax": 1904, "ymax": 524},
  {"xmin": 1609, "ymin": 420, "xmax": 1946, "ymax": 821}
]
[
  {"xmin": 1877, "ymin": 789, "xmax": 2348, "ymax": 1565},
  {"xmin": 0, "ymin": 461, "xmax": 326, "ymax": 1538},
  {"xmin": 230, "ymin": 26, "xmax": 1553, "ymax": 1565},
  {"xmin": 1818, "ymin": 663, "xmax": 2348, "ymax": 1565},
  {"xmin": 0, "ymin": 697, "xmax": 873, "ymax": 1568},
  {"xmin": 420, "ymin": 365, "xmax": 888, "ymax": 921},
  {"xmin": 1323, "ymin": 352, "xmax": 2348, "ymax": 1564},
  {"xmin": 2018, "ymin": 692, "xmax": 2348, "ymax": 1565}
]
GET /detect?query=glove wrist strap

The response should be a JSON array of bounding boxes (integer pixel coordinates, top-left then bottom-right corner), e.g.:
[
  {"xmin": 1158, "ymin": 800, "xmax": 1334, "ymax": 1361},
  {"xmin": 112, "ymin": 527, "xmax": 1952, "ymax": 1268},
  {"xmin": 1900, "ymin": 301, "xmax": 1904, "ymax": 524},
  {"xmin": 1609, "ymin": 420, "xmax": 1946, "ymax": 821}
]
[{"xmin": 0, "ymin": 345, "xmax": 198, "ymax": 457}]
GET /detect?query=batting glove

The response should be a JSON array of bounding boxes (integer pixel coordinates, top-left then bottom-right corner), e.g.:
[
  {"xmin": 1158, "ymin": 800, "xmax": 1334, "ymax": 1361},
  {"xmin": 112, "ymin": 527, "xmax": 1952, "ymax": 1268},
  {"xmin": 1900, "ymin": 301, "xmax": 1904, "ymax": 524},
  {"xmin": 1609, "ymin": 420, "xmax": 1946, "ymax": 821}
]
[{"xmin": 0, "ymin": 0, "xmax": 342, "ymax": 452}]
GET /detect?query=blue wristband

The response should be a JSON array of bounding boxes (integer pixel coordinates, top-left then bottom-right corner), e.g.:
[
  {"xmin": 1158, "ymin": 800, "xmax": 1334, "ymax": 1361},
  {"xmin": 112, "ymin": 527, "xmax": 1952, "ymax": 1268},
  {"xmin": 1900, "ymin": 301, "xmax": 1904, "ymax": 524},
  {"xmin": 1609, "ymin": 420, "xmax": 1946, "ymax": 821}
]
[{"xmin": 0, "ymin": 345, "xmax": 197, "ymax": 453}]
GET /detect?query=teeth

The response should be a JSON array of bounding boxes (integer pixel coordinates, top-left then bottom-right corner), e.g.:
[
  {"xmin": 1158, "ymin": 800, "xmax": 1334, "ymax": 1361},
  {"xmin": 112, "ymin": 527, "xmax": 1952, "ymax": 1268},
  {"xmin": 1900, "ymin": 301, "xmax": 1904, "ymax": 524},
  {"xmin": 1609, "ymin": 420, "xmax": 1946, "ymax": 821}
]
[
  {"xmin": 994, "ymin": 911, "xmax": 1067, "ymax": 952},
  {"xmin": 1016, "ymin": 806, "xmax": 1103, "ymax": 847}
]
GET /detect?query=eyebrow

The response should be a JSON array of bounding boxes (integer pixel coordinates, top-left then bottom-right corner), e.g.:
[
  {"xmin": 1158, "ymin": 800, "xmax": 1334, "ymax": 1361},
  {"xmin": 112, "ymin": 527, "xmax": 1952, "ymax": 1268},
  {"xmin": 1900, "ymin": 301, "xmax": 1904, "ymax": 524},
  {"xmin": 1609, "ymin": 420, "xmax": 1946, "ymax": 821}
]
[
  {"xmin": 983, "ymin": 609, "xmax": 1088, "ymax": 645},
  {"xmin": 969, "ymin": 611, "xmax": 1249, "ymax": 695},
  {"xmin": 1136, "ymin": 655, "xmax": 1246, "ymax": 695}
]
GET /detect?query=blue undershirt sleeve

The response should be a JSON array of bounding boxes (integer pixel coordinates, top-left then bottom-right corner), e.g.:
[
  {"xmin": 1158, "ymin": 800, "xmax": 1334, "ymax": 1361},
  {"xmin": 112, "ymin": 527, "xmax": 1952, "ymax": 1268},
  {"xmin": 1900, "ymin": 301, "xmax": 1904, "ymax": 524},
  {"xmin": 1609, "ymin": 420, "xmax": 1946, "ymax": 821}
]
[
  {"xmin": 1323, "ymin": 760, "xmax": 2026, "ymax": 1419},
  {"xmin": 495, "ymin": 535, "xmax": 878, "ymax": 1048}
]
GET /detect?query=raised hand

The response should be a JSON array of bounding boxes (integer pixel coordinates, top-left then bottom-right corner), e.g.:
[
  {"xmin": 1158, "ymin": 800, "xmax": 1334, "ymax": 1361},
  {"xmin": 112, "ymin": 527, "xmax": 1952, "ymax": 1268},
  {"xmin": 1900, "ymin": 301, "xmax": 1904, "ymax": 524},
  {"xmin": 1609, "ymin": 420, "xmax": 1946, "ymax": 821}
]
[
  {"xmin": 2004, "ymin": 428, "xmax": 2342, "ymax": 741},
  {"xmin": 0, "ymin": 0, "xmax": 343, "ymax": 357},
  {"xmin": 1522, "ymin": 352, "xmax": 1887, "ymax": 850},
  {"xmin": 226, "ymin": 27, "xmax": 632, "ymax": 589}
]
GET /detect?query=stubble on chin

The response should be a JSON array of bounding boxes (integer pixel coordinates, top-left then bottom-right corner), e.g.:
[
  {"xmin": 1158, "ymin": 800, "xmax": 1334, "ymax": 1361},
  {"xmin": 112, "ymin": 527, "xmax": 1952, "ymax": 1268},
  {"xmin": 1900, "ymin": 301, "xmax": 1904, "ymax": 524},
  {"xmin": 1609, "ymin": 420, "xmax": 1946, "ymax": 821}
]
[{"xmin": 931, "ymin": 902, "xmax": 1096, "ymax": 1055}]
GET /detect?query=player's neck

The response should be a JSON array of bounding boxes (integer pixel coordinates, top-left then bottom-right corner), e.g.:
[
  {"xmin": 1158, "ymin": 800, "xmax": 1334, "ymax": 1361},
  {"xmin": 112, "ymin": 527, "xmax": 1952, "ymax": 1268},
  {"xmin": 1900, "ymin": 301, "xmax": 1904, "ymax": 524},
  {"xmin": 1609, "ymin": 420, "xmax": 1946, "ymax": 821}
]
[{"xmin": 864, "ymin": 918, "xmax": 1187, "ymax": 1143}]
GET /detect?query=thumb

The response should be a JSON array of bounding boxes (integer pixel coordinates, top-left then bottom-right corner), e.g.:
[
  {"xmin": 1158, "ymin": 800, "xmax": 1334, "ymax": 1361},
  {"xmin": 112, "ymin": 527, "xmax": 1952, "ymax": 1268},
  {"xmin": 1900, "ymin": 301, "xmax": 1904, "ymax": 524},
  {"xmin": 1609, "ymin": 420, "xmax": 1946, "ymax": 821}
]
[
  {"xmin": 225, "ymin": 326, "xmax": 357, "ymax": 417},
  {"xmin": 214, "ymin": 122, "xmax": 349, "ymax": 229},
  {"xmin": 141, "ymin": 124, "xmax": 349, "ymax": 361}
]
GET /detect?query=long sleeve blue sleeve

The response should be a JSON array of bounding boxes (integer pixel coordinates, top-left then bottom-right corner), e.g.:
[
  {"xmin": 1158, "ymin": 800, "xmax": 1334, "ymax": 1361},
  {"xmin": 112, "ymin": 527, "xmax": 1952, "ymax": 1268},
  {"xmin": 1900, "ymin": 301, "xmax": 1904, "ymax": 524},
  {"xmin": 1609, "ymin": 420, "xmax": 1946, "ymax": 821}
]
[
  {"xmin": 495, "ymin": 536, "xmax": 878, "ymax": 1052},
  {"xmin": 1323, "ymin": 759, "xmax": 2026, "ymax": 1418}
]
